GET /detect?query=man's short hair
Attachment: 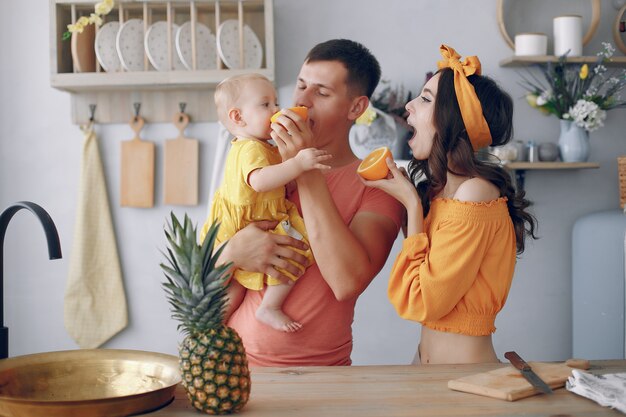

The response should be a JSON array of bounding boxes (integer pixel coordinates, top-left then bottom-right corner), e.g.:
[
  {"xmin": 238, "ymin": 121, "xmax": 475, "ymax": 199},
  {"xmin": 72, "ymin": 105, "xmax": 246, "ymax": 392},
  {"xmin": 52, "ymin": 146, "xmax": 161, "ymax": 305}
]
[{"xmin": 305, "ymin": 39, "xmax": 381, "ymax": 98}]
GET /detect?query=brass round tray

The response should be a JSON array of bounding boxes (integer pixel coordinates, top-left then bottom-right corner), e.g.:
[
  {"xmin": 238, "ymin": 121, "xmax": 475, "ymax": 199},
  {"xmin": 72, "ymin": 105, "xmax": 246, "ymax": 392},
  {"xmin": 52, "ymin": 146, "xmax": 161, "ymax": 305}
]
[{"xmin": 0, "ymin": 349, "xmax": 181, "ymax": 417}]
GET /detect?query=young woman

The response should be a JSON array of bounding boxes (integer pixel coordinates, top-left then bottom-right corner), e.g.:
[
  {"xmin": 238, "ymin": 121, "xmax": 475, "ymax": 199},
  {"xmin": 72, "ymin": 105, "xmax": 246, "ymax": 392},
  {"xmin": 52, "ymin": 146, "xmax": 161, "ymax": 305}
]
[{"xmin": 365, "ymin": 45, "xmax": 537, "ymax": 364}]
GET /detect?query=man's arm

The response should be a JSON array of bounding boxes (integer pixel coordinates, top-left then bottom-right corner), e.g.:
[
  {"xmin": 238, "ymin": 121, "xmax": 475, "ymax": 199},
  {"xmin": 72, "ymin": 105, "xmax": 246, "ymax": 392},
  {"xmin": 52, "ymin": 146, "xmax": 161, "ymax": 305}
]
[{"xmin": 296, "ymin": 171, "xmax": 399, "ymax": 301}]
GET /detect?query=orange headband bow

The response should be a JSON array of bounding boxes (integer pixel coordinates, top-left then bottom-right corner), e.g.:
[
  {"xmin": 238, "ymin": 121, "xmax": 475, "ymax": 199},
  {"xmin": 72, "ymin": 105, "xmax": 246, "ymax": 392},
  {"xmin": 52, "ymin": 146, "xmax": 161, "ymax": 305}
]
[{"xmin": 437, "ymin": 45, "xmax": 492, "ymax": 150}]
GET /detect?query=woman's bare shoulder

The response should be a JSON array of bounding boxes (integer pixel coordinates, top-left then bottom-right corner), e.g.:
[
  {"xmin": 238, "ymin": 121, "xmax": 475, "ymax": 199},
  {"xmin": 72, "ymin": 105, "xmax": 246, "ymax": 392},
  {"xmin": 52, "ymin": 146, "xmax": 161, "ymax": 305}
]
[{"xmin": 453, "ymin": 177, "xmax": 500, "ymax": 203}]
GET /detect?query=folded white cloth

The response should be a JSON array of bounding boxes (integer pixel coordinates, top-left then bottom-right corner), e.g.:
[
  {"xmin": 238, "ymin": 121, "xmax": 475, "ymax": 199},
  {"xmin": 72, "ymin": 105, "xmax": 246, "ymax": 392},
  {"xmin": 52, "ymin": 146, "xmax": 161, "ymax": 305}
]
[
  {"xmin": 566, "ymin": 369, "xmax": 626, "ymax": 414},
  {"xmin": 65, "ymin": 124, "xmax": 128, "ymax": 349}
]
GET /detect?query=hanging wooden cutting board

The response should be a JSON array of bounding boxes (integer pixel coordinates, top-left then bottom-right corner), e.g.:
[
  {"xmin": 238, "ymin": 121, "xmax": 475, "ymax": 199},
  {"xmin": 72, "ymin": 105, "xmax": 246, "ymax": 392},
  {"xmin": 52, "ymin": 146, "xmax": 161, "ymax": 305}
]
[
  {"xmin": 164, "ymin": 112, "xmax": 199, "ymax": 205},
  {"xmin": 448, "ymin": 361, "xmax": 582, "ymax": 401},
  {"xmin": 120, "ymin": 116, "xmax": 155, "ymax": 207}
]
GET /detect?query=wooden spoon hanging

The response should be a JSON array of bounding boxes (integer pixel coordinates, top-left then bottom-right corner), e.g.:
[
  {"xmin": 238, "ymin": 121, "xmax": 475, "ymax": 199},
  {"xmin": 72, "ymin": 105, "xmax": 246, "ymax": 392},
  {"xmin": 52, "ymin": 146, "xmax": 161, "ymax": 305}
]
[
  {"xmin": 164, "ymin": 112, "xmax": 199, "ymax": 205},
  {"xmin": 120, "ymin": 116, "xmax": 155, "ymax": 207}
]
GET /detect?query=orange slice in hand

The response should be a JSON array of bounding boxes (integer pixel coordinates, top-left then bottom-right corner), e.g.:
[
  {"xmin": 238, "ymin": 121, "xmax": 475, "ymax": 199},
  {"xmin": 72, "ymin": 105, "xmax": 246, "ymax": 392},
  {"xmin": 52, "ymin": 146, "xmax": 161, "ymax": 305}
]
[
  {"xmin": 357, "ymin": 147, "xmax": 393, "ymax": 180},
  {"xmin": 270, "ymin": 106, "xmax": 308, "ymax": 124}
]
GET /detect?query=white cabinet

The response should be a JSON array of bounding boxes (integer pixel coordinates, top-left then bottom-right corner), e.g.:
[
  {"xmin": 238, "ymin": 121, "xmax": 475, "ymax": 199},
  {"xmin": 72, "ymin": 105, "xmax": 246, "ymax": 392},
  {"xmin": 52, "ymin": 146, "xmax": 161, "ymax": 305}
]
[{"xmin": 50, "ymin": 0, "xmax": 275, "ymax": 123}]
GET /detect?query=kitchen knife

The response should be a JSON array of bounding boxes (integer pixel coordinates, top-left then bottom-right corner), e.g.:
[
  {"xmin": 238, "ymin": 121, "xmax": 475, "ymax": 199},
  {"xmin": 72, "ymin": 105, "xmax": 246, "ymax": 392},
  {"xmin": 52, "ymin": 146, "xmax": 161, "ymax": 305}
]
[{"xmin": 504, "ymin": 351, "xmax": 554, "ymax": 395}]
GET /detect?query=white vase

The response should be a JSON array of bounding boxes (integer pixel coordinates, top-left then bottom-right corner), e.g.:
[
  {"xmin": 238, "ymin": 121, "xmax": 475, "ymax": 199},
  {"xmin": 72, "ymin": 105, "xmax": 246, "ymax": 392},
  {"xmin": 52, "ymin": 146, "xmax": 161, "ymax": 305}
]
[{"xmin": 558, "ymin": 119, "xmax": 590, "ymax": 162}]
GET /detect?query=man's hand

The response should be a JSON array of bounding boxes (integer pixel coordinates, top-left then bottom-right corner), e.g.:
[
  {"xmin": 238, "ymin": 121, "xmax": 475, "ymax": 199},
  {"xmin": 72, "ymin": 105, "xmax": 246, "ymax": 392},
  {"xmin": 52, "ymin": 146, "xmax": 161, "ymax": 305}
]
[
  {"xmin": 271, "ymin": 107, "xmax": 315, "ymax": 160},
  {"xmin": 220, "ymin": 221, "xmax": 309, "ymax": 283}
]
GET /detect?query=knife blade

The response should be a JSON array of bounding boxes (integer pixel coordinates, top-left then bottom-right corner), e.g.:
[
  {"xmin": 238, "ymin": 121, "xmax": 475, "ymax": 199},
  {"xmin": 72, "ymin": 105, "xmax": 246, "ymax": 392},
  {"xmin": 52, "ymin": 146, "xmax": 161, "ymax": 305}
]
[{"xmin": 504, "ymin": 351, "xmax": 554, "ymax": 395}]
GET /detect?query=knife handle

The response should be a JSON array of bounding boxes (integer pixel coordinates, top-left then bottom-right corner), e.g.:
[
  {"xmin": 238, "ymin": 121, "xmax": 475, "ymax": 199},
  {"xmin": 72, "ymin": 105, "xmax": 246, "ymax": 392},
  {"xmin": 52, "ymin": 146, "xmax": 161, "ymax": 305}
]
[{"xmin": 504, "ymin": 351, "xmax": 531, "ymax": 371}]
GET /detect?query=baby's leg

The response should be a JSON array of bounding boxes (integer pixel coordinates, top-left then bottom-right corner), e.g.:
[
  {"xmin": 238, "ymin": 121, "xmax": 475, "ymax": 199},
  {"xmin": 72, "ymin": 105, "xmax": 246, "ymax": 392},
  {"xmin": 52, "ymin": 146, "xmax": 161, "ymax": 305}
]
[
  {"xmin": 256, "ymin": 282, "xmax": 302, "ymax": 332},
  {"xmin": 225, "ymin": 281, "xmax": 247, "ymax": 322}
]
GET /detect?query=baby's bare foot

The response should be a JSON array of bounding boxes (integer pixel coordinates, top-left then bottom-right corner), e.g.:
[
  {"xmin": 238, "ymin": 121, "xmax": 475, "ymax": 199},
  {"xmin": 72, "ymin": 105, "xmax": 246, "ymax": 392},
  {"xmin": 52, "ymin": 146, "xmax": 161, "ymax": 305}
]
[{"xmin": 256, "ymin": 306, "xmax": 302, "ymax": 332}]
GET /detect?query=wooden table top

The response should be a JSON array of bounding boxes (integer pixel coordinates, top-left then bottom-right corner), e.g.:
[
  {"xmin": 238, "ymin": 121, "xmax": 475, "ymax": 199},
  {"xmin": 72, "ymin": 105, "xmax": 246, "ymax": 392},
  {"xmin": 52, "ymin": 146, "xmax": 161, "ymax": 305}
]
[{"xmin": 149, "ymin": 360, "xmax": 626, "ymax": 417}]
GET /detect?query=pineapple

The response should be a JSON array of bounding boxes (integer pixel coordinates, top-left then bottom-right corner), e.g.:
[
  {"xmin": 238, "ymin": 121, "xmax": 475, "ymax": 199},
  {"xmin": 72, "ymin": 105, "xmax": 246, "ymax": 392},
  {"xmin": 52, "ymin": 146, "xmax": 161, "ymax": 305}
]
[{"xmin": 160, "ymin": 213, "xmax": 250, "ymax": 415}]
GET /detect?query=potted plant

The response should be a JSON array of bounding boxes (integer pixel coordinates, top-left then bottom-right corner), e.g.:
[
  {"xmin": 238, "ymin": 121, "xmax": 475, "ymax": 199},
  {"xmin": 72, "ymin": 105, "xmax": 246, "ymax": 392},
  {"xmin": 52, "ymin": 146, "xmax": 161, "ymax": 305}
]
[{"xmin": 520, "ymin": 42, "xmax": 626, "ymax": 162}]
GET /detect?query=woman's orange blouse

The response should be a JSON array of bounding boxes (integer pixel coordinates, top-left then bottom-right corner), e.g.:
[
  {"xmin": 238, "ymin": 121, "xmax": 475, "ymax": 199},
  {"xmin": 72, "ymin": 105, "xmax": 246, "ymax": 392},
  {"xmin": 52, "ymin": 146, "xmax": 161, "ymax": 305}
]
[{"xmin": 388, "ymin": 197, "xmax": 517, "ymax": 336}]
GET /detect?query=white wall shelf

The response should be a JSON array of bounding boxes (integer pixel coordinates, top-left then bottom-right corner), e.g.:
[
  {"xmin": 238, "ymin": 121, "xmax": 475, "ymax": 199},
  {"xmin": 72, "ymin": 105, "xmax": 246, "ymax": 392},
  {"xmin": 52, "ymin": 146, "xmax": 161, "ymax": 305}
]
[
  {"xmin": 50, "ymin": 0, "xmax": 275, "ymax": 124},
  {"xmin": 504, "ymin": 161, "xmax": 600, "ymax": 190},
  {"xmin": 499, "ymin": 55, "xmax": 626, "ymax": 67}
]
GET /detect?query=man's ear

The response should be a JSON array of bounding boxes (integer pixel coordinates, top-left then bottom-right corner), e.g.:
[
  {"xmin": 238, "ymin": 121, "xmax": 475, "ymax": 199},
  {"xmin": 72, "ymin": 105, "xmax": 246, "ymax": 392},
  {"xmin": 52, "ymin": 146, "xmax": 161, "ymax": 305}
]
[
  {"xmin": 348, "ymin": 96, "xmax": 370, "ymax": 122},
  {"xmin": 228, "ymin": 108, "xmax": 246, "ymax": 126}
]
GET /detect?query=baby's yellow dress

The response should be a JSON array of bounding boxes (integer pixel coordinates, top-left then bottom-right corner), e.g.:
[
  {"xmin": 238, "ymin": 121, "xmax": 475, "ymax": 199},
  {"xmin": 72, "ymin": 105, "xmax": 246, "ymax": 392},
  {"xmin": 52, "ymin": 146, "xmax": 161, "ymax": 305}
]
[{"xmin": 201, "ymin": 138, "xmax": 313, "ymax": 290}]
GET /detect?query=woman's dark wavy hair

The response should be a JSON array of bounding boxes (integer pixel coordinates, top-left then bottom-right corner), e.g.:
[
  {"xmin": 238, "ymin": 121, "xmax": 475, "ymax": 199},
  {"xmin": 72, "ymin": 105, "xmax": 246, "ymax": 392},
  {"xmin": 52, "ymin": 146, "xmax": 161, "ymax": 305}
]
[{"xmin": 408, "ymin": 68, "xmax": 537, "ymax": 254}]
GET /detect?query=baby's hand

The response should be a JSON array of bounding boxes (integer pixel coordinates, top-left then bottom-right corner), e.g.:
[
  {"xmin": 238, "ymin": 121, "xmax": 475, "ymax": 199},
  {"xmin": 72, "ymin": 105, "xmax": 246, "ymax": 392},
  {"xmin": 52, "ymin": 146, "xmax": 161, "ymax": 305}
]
[{"xmin": 295, "ymin": 148, "xmax": 332, "ymax": 172}]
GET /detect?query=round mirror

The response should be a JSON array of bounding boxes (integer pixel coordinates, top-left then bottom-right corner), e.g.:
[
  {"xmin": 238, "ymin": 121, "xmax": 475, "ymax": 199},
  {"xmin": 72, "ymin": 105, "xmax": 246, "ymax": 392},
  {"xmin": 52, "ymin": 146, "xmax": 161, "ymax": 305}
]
[{"xmin": 497, "ymin": 0, "xmax": 600, "ymax": 50}]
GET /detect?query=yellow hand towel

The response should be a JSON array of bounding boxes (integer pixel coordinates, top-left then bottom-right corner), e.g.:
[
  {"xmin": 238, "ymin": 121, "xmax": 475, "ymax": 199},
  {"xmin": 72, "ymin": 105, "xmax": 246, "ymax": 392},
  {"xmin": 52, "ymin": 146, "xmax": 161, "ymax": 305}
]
[{"xmin": 65, "ymin": 124, "xmax": 128, "ymax": 349}]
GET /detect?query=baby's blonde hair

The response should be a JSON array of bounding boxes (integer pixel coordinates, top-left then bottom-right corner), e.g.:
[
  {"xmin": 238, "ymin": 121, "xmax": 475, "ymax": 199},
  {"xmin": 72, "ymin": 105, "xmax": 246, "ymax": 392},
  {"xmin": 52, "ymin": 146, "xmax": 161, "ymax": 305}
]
[{"xmin": 214, "ymin": 73, "xmax": 272, "ymax": 126}]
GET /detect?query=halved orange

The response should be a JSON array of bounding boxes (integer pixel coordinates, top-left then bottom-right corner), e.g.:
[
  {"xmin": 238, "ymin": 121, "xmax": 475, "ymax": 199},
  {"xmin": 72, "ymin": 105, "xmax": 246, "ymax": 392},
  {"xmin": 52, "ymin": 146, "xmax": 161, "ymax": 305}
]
[
  {"xmin": 357, "ymin": 147, "xmax": 393, "ymax": 180},
  {"xmin": 270, "ymin": 106, "xmax": 308, "ymax": 124}
]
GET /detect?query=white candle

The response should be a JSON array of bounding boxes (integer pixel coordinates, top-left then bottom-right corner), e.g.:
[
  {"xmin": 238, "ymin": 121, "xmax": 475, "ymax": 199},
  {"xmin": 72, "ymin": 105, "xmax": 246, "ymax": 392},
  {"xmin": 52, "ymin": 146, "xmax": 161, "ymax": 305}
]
[
  {"xmin": 553, "ymin": 15, "xmax": 583, "ymax": 56},
  {"xmin": 515, "ymin": 33, "xmax": 548, "ymax": 56}
]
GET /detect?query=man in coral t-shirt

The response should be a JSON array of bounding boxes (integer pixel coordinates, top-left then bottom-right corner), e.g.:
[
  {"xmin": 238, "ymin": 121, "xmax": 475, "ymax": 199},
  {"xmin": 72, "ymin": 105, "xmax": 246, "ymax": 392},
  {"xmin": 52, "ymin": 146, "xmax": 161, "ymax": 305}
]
[{"xmin": 218, "ymin": 39, "xmax": 404, "ymax": 366}]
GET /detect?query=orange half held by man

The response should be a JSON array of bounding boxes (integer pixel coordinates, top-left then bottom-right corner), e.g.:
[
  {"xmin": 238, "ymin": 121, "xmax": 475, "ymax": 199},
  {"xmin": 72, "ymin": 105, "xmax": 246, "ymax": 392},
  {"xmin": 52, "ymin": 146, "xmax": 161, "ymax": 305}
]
[
  {"xmin": 357, "ymin": 147, "xmax": 393, "ymax": 180},
  {"xmin": 270, "ymin": 106, "xmax": 308, "ymax": 125}
]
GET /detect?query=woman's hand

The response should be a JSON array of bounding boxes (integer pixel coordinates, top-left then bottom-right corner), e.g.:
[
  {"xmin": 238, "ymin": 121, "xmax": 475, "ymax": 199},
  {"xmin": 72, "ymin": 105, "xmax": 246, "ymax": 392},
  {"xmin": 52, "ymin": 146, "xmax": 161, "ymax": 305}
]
[
  {"xmin": 271, "ymin": 108, "xmax": 314, "ymax": 160},
  {"xmin": 363, "ymin": 158, "xmax": 423, "ymax": 236},
  {"xmin": 219, "ymin": 221, "xmax": 309, "ymax": 283},
  {"xmin": 362, "ymin": 158, "xmax": 420, "ymax": 210}
]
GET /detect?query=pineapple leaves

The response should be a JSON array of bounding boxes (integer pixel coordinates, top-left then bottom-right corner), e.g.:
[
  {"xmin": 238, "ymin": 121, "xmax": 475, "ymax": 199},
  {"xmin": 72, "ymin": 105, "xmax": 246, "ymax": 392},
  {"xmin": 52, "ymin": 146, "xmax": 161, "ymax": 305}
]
[{"xmin": 160, "ymin": 212, "xmax": 232, "ymax": 334}]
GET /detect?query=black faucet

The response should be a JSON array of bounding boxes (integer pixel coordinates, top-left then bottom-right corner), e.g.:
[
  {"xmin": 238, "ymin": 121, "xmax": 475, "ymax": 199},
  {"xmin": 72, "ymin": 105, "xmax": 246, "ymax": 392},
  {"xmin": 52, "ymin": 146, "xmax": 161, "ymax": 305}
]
[{"xmin": 0, "ymin": 202, "xmax": 62, "ymax": 359}]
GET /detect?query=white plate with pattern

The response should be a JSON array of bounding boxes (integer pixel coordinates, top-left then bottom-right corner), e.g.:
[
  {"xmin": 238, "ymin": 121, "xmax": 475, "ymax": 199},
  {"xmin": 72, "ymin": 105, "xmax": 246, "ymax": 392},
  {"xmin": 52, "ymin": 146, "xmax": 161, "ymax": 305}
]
[
  {"xmin": 145, "ymin": 21, "xmax": 186, "ymax": 71},
  {"xmin": 94, "ymin": 21, "xmax": 121, "ymax": 72},
  {"xmin": 216, "ymin": 19, "xmax": 263, "ymax": 69},
  {"xmin": 116, "ymin": 19, "xmax": 145, "ymax": 71},
  {"xmin": 175, "ymin": 21, "xmax": 217, "ymax": 70}
]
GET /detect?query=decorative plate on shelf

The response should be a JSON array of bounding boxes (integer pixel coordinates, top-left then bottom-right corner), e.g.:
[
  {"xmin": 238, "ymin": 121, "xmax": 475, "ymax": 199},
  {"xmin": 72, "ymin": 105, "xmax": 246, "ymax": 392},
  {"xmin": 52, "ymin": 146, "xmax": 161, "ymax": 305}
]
[
  {"xmin": 116, "ymin": 19, "xmax": 145, "ymax": 72},
  {"xmin": 145, "ymin": 21, "xmax": 186, "ymax": 71},
  {"xmin": 175, "ymin": 21, "xmax": 217, "ymax": 70},
  {"xmin": 94, "ymin": 21, "xmax": 121, "ymax": 72},
  {"xmin": 216, "ymin": 19, "xmax": 263, "ymax": 69}
]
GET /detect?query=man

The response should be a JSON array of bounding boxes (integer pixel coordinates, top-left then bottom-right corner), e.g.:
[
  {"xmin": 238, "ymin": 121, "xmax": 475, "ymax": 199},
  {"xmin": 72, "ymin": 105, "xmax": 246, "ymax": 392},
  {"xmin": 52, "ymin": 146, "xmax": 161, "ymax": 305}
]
[{"xmin": 219, "ymin": 39, "xmax": 404, "ymax": 366}]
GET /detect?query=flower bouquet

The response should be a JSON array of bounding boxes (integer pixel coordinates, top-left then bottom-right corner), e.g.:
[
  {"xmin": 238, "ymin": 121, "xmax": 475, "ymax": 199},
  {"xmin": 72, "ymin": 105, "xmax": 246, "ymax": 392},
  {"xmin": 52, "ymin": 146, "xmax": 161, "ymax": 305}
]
[{"xmin": 521, "ymin": 42, "xmax": 626, "ymax": 133}]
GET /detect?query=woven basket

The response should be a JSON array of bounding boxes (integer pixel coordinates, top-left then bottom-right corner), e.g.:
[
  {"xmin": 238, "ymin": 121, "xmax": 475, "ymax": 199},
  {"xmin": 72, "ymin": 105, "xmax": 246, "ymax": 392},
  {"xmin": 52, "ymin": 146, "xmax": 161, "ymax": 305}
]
[{"xmin": 619, "ymin": 156, "xmax": 626, "ymax": 208}]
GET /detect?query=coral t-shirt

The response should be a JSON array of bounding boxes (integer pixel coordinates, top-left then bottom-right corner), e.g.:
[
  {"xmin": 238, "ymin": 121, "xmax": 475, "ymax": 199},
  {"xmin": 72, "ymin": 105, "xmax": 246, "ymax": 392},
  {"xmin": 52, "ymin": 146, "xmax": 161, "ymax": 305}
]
[{"xmin": 227, "ymin": 160, "xmax": 404, "ymax": 366}]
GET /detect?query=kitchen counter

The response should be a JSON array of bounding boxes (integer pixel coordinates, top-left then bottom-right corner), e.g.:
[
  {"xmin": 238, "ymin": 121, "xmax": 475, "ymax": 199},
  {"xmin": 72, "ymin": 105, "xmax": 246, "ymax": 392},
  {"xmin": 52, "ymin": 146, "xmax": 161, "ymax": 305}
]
[{"xmin": 149, "ymin": 360, "xmax": 626, "ymax": 416}]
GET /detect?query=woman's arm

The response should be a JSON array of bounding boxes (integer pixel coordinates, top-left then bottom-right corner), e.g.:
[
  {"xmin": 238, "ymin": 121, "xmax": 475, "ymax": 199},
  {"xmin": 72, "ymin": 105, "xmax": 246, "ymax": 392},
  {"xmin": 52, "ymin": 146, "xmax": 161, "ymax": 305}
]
[{"xmin": 248, "ymin": 148, "xmax": 331, "ymax": 193}]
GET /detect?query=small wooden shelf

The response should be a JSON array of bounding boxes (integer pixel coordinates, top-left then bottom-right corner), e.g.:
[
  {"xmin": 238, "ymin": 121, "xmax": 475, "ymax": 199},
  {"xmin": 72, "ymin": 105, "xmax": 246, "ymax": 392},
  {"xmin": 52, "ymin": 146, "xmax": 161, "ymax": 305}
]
[
  {"xmin": 504, "ymin": 161, "xmax": 599, "ymax": 190},
  {"xmin": 505, "ymin": 161, "xmax": 600, "ymax": 170},
  {"xmin": 499, "ymin": 56, "xmax": 626, "ymax": 67},
  {"xmin": 51, "ymin": 69, "xmax": 275, "ymax": 93}
]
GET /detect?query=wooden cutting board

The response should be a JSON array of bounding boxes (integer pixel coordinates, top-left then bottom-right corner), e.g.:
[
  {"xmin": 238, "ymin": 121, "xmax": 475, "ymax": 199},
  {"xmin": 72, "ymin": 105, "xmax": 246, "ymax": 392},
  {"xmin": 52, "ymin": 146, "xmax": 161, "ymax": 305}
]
[
  {"xmin": 448, "ymin": 362, "xmax": 577, "ymax": 401},
  {"xmin": 163, "ymin": 112, "xmax": 199, "ymax": 205},
  {"xmin": 120, "ymin": 116, "xmax": 155, "ymax": 208}
]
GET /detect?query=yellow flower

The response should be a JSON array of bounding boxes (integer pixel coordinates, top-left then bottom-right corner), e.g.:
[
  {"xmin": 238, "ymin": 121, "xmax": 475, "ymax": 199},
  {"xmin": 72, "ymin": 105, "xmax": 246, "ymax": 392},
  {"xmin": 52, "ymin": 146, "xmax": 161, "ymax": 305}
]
[
  {"xmin": 89, "ymin": 13, "xmax": 103, "ymax": 26},
  {"xmin": 355, "ymin": 105, "xmax": 377, "ymax": 126},
  {"xmin": 95, "ymin": 1, "xmax": 114, "ymax": 15},
  {"xmin": 67, "ymin": 23, "xmax": 84, "ymax": 34},
  {"xmin": 579, "ymin": 64, "xmax": 589, "ymax": 80},
  {"xmin": 76, "ymin": 16, "xmax": 90, "ymax": 26},
  {"xmin": 525, "ymin": 94, "xmax": 539, "ymax": 108}
]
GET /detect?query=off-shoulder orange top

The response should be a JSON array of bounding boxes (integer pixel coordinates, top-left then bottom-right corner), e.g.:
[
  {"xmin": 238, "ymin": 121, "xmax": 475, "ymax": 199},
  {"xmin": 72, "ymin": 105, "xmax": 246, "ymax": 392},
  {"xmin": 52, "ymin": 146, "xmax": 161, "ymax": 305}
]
[{"xmin": 388, "ymin": 197, "xmax": 517, "ymax": 336}]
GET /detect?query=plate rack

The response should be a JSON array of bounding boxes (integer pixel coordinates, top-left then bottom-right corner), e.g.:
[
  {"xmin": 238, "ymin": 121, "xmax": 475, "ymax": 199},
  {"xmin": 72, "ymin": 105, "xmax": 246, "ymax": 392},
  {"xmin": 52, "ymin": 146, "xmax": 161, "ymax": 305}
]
[{"xmin": 50, "ymin": 0, "xmax": 275, "ymax": 124}]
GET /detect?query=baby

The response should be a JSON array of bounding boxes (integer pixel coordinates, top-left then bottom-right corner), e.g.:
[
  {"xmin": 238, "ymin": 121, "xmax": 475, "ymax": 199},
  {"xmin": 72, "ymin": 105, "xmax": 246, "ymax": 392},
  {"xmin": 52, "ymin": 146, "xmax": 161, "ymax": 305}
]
[{"xmin": 200, "ymin": 73, "xmax": 331, "ymax": 332}]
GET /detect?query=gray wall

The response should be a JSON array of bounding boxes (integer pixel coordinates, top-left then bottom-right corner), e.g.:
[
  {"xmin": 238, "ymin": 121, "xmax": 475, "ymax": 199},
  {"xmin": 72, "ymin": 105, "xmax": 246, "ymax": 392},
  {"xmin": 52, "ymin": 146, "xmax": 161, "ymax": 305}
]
[{"xmin": 0, "ymin": 0, "xmax": 624, "ymax": 364}]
